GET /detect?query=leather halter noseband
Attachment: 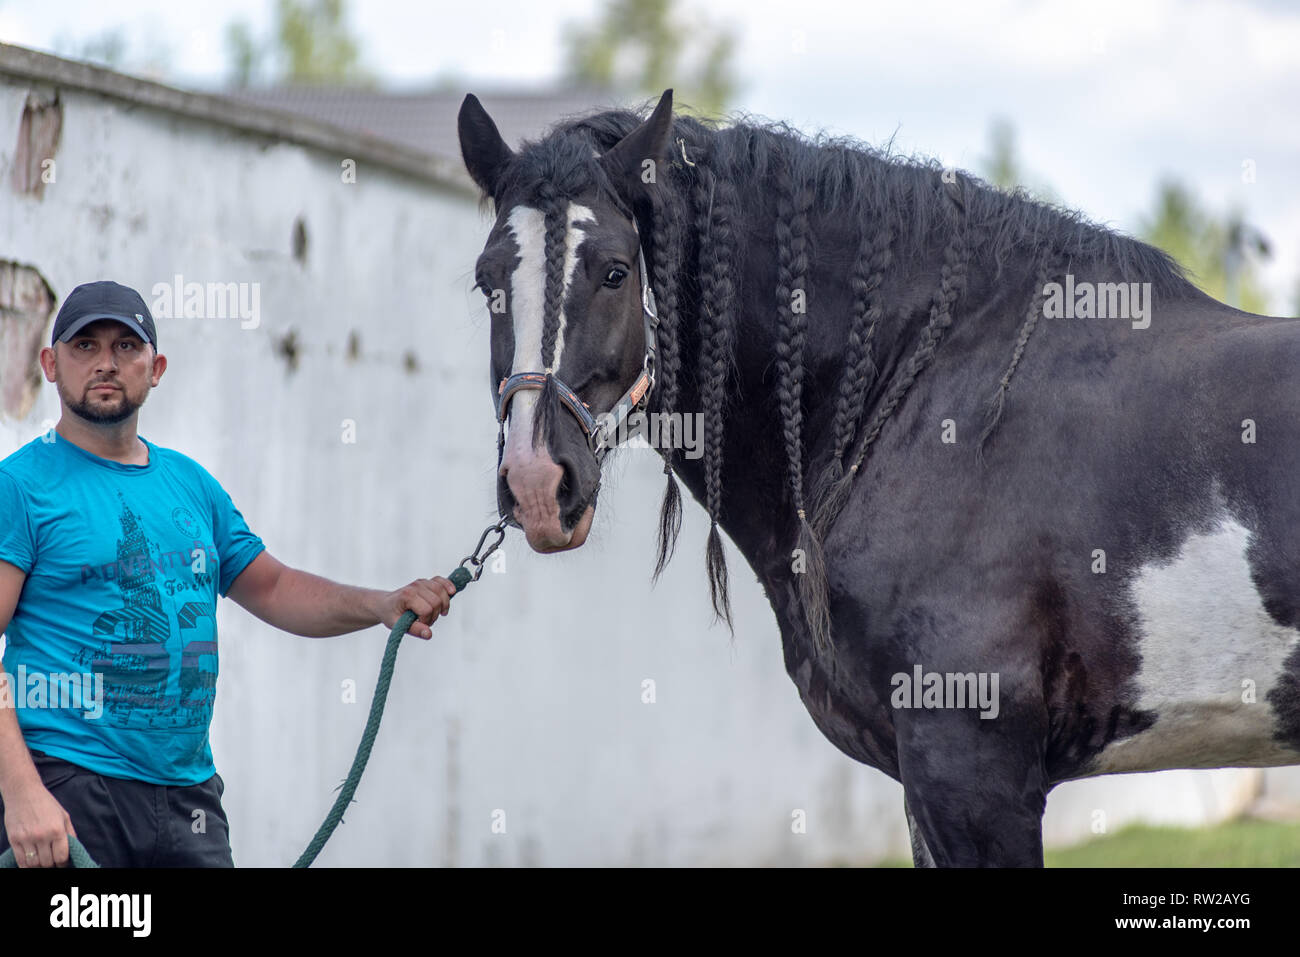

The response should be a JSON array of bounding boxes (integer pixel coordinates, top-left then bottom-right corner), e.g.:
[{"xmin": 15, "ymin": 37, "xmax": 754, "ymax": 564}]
[{"xmin": 493, "ymin": 218, "xmax": 659, "ymax": 467}]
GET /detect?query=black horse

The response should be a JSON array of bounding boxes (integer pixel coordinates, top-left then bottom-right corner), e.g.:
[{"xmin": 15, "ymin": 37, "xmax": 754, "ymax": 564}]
[{"xmin": 457, "ymin": 89, "xmax": 1300, "ymax": 866}]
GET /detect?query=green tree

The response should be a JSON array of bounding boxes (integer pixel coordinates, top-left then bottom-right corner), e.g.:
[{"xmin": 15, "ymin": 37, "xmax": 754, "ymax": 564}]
[
  {"xmin": 225, "ymin": 21, "xmax": 260, "ymax": 88},
  {"xmin": 225, "ymin": 0, "xmax": 372, "ymax": 88},
  {"xmin": 1138, "ymin": 180, "xmax": 1271, "ymax": 313},
  {"xmin": 977, "ymin": 121, "xmax": 1280, "ymax": 314},
  {"xmin": 978, "ymin": 118, "xmax": 1059, "ymax": 204},
  {"xmin": 51, "ymin": 27, "xmax": 171, "ymax": 78},
  {"xmin": 64, "ymin": 29, "xmax": 127, "ymax": 69},
  {"xmin": 562, "ymin": 0, "xmax": 739, "ymax": 118},
  {"xmin": 982, "ymin": 118, "xmax": 1021, "ymax": 191}
]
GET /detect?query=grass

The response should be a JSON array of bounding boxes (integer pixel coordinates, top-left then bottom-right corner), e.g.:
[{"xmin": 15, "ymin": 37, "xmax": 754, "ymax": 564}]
[
  {"xmin": 872, "ymin": 816, "xmax": 1300, "ymax": 867},
  {"xmin": 1046, "ymin": 817, "xmax": 1300, "ymax": 867}
]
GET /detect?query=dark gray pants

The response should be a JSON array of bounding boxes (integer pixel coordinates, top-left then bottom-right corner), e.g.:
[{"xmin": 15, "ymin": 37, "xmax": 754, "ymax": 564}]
[{"xmin": 0, "ymin": 750, "xmax": 234, "ymax": 867}]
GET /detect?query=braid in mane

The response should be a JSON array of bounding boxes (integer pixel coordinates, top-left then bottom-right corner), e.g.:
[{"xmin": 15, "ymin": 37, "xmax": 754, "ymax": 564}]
[
  {"xmin": 649, "ymin": 176, "xmax": 687, "ymax": 581},
  {"xmin": 840, "ymin": 175, "xmax": 971, "ymax": 490},
  {"xmin": 773, "ymin": 159, "xmax": 831, "ymax": 650},
  {"xmin": 531, "ymin": 183, "xmax": 570, "ymax": 449},
  {"xmin": 812, "ymin": 219, "xmax": 894, "ymax": 539},
  {"xmin": 693, "ymin": 159, "xmax": 740, "ymax": 631},
  {"xmin": 977, "ymin": 248, "xmax": 1064, "ymax": 460}
]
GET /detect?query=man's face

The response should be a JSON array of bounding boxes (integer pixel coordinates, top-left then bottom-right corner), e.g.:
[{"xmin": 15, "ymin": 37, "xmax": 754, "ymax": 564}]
[{"xmin": 41, "ymin": 320, "xmax": 164, "ymax": 425}]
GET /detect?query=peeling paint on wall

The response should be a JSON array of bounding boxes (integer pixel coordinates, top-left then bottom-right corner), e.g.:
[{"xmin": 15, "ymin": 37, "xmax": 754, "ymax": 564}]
[
  {"xmin": 274, "ymin": 327, "xmax": 301, "ymax": 373},
  {"xmin": 0, "ymin": 261, "xmax": 55, "ymax": 420},
  {"xmin": 10, "ymin": 90, "xmax": 62, "ymax": 199},
  {"xmin": 292, "ymin": 216, "xmax": 308, "ymax": 265}
]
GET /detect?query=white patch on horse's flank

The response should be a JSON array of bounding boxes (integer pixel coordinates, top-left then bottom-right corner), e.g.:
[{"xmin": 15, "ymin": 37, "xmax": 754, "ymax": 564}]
[
  {"xmin": 1089, "ymin": 515, "xmax": 1300, "ymax": 775},
  {"xmin": 502, "ymin": 203, "xmax": 596, "ymax": 452}
]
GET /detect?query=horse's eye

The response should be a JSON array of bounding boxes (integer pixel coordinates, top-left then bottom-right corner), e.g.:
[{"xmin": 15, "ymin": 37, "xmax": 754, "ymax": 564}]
[{"xmin": 603, "ymin": 266, "xmax": 628, "ymax": 288}]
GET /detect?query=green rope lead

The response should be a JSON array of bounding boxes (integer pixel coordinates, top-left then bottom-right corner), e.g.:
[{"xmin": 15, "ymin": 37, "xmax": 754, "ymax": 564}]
[
  {"xmin": 293, "ymin": 564, "xmax": 474, "ymax": 868},
  {"xmin": 0, "ymin": 834, "xmax": 100, "ymax": 868}
]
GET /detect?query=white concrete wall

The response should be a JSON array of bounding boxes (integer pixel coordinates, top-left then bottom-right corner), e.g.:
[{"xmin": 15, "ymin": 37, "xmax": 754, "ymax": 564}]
[
  {"xmin": 0, "ymin": 64, "xmax": 1290, "ymax": 866},
  {"xmin": 0, "ymin": 71, "xmax": 917, "ymax": 867}
]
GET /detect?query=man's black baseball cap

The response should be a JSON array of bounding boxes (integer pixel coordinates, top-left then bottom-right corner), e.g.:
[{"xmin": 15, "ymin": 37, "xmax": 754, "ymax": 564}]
[{"xmin": 51, "ymin": 280, "xmax": 157, "ymax": 348}]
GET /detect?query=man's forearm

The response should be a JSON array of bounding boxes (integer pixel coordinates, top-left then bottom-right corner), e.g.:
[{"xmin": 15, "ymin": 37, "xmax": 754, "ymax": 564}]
[
  {"xmin": 0, "ymin": 670, "xmax": 42, "ymax": 802},
  {"xmin": 264, "ymin": 568, "xmax": 387, "ymax": 637}
]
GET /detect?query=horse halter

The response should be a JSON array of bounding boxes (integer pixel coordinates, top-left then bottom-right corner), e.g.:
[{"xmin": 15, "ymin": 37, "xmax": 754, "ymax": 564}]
[{"xmin": 493, "ymin": 217, "xmax": 659, "ymax": 469}]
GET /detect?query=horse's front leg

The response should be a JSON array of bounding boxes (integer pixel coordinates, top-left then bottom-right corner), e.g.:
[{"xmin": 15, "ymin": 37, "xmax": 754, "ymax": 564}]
[
  {"xmin": 895, "ymin": 703, "xmax": 1049, "ymax": 867},
  {"xmin": 904, "ymin": 796, "xmax": 937, "ymax": 867}
]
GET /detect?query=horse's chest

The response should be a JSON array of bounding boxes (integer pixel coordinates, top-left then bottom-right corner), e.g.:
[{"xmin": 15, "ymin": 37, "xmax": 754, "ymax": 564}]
[
  {"xmin": 769, "ymin": 577, "xmax": 901, "ymax": 777},
  {"xmin": 1089, "ymin": 517, "xmax": 1300, "ymax": 774},
  {"xmin": 786, "ymin": 651, "xmax": 900, "ymax": 778}
]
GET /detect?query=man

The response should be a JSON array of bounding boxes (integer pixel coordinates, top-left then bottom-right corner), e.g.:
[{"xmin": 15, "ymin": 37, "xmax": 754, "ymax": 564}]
[{"xmin": 0, "ymin": 280, "xmax": 457, "ymax": 868}]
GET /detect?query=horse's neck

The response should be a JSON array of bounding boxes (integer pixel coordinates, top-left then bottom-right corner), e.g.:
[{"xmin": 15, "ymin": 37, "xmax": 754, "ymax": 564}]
[
  {"xmin": 649, "ymin": 340, "xmax": 793, "ymax": 579},
  {"xmin": 650, "ymin": 206, "xmax": 1037, "ymax": 576}
]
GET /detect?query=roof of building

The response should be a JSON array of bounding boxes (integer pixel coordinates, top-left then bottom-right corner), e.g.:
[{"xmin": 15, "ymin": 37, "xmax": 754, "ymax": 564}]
[
  {"xmin": 227, "ymin": 85, "xmax": 635, "ymax": 163},
  {"xmin": 0, "ymin": 42, "xmax": 632, "ymax": 197}
]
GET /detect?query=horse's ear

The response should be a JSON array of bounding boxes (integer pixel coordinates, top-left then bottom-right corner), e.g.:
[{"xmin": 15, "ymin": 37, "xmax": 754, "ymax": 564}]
[
  {"xmin": 599, "ymin": 89, "xmax": 674, "ymax": 203},
  {"xmin": 458, "ymin": 93, "xmax": 513, "ymax": 198}
]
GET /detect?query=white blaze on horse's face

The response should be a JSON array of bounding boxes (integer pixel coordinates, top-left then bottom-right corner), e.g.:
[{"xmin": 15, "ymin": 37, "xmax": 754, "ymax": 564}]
[{"xmin": 499, "ymin": 202, "xmax": 598, "ymax": 553}]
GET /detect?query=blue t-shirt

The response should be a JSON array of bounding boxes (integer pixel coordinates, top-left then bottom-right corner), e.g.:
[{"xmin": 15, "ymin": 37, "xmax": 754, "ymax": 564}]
[{"xmin": 0, "ymin": 433, "xmax": 264, "ymax": 785}]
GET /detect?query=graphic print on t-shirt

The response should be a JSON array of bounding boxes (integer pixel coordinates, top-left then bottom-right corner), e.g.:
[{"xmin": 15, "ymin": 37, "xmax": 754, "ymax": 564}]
[{"xmin": 72, "ymin": 491, "xmax": 218, "ymax": 730}]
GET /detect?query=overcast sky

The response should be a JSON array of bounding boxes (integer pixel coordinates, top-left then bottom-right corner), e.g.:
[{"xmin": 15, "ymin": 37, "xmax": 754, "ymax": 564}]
[{"xmin": 3, "ymin": 0, "xmax": 1298, "ymax": 309}]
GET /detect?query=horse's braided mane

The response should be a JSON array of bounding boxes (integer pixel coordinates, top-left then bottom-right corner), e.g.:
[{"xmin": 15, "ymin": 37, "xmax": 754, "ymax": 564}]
[
  {"xmin": 492, "ymin": 102, "xmax": 1194, "ymax": 648},
  {"xmin": 773, "ymin": 158, "xmax": 831, "ymax": 647},
  {"xmin": 811, "ymin": 218, "xmax": 893, "ymax": 538},
  {"xmin": 648, "ymin": 175, "xmax": 686, "ymax": 583},
  {"xmin": 529, "ymin": 180, "xmax": 570, "ymax": 450},
  {"xmin": 693, "ymin": 162, "xmax": 741, "ymax": 632}
]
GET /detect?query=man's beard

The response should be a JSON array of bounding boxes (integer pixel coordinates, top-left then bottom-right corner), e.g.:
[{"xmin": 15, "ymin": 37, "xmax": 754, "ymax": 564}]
[{"xmin": 61, "ymin": 382, "xmax": 147, "ymax": 425}]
